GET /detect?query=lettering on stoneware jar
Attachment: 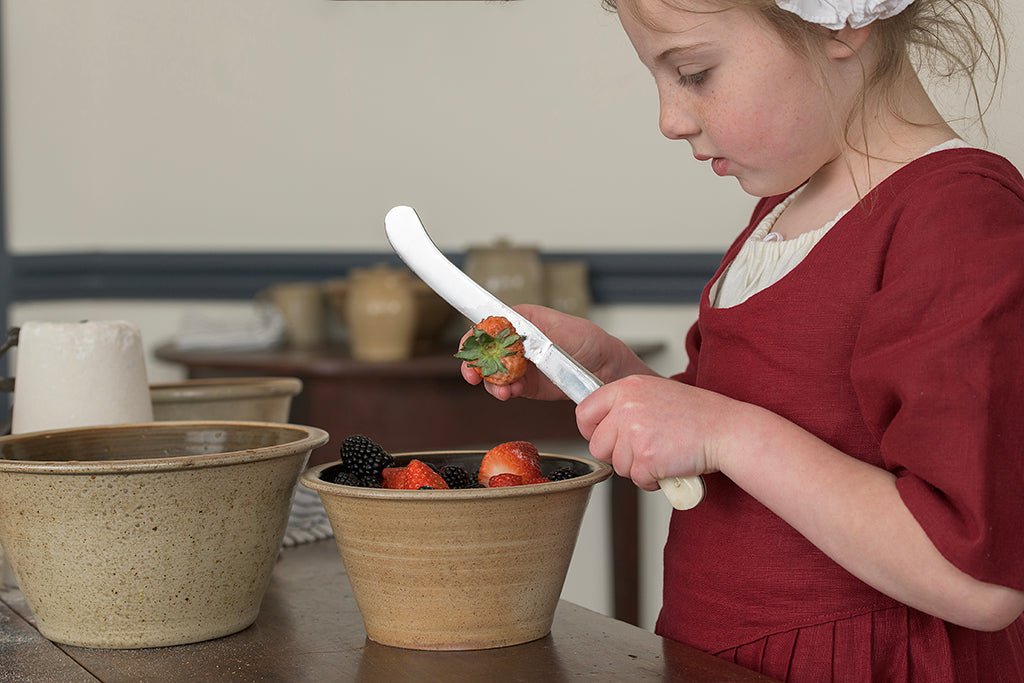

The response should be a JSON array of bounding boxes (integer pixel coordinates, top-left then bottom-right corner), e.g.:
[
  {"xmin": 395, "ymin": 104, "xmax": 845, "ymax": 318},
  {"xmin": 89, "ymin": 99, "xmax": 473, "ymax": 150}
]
[
  {"xmin": 464, "ymin": 239, "xmax": 545, "ymax": 307},
  {"xmin": 544, "ymin": 260, "xmax": 591, "ymax": 319}
]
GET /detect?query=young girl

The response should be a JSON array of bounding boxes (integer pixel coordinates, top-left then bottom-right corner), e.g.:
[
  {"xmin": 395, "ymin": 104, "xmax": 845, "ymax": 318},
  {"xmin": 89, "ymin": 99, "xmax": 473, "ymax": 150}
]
[{"xmin": 460, "ymin": 0, "xmax": 1024, "ymax": 680}]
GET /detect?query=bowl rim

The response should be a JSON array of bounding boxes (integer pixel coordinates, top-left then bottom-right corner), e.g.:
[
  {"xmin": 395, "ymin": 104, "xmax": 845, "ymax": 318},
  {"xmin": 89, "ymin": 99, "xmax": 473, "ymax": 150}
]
[
  {"xmin": 149, "ymin": 377, "xmax": 303, "ymax": 403},
  {"xmin": 0, "ymin": 420, "xmax": 329, "ymax": 474},
  {"xmin": 301, "ymin": 450, "xmax": 613, "ymax": 500}
]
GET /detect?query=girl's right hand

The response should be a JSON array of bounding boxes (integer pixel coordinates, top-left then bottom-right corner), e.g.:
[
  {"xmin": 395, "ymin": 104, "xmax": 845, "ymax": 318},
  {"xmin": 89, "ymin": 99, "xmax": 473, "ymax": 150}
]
[{"xmin": 458, "ymin": 304, "xmax": 654, "ymax": 402}]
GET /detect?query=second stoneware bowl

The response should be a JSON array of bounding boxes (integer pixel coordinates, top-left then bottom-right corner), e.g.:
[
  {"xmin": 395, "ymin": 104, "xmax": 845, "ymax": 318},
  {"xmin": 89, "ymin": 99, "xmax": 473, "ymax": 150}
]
[
  {"xmin": 149, "ymin": 376, "xmax": 302, "ymax": 422},
  {"xmin": 0, "ymin": 420, "xmax": 328, "ymax": 649},
  {"xmin": 301, "ymin": 451, "xmax": 612, "ymax": 651}
]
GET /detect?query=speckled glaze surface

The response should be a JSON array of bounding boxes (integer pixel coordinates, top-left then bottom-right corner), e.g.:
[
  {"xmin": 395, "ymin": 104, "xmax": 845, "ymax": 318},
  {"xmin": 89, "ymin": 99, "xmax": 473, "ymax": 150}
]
[
  {"xmin": 149, "ymin": 377, "xmax": 302, "ymax": 423},
  {"xmin": 301, "ymin": 451, "xmax": 612, "ymax": 651},
  {"xmin": 0, "ymin": 420, "xmax": 328, "ymax": 649}
]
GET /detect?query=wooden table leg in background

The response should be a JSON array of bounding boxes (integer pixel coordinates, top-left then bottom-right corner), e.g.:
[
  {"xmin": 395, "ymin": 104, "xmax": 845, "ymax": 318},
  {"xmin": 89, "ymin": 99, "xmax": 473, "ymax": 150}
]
[{"xmin": 611, "ymin": 475, "xmax": 640, "ymax": 626}]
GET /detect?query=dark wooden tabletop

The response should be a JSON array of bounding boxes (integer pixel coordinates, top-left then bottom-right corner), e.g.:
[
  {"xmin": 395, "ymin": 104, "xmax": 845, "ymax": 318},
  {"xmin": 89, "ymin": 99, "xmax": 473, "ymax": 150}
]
[{"xmin": 1, "ymin": 539, "xmax": 776, "ymax": 682}]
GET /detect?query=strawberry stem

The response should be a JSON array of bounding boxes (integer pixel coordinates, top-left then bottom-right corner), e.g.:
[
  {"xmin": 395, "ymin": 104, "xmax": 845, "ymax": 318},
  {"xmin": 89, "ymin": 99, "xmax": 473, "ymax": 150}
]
[{"xmin": 454, "ymin": 327, "xmax": 523, "ymax": 377}]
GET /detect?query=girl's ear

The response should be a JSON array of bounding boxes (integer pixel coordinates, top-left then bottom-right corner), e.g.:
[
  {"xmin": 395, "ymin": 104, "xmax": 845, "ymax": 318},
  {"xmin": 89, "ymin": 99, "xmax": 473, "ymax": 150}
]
[{"xmin": 826, "ymin": 24, "xmax": 872, "ymax": 60}]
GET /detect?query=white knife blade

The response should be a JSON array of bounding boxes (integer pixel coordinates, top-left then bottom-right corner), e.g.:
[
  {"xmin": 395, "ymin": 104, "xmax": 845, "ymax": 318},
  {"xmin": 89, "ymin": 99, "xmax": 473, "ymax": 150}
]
[{"xmin": 384, "ymin": 205, "xmax": 705, "ymax": 510}]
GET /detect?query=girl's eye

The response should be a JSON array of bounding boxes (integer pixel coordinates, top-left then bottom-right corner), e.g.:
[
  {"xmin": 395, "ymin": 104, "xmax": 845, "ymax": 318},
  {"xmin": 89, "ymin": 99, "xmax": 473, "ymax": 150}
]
[{"xmin": 677, "ymin": 70, "xmax": 708, "ymax": 87}]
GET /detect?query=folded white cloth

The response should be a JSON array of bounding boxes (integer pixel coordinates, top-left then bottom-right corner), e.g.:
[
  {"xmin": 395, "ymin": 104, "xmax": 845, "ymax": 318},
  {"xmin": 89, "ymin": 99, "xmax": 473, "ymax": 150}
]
[
  {"xmin": 173, "ymin": 303, "xmax": 286, "ymax": 352},
  {"xmin": 282, "ymin": 486, "xmax": 334, "ymax": 548},
  {"xmin": 776, "ymin": 0, "xmax": 915, "ymax": 29}
]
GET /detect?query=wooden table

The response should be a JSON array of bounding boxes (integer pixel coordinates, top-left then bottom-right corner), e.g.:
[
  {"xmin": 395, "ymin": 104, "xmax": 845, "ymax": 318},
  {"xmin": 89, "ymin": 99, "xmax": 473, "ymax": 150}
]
[
  {"xmin": 155, "ymin": 342, "xmax": 658, "ymax": 627},
  {"xmin": 0, "ymin": 539, "xmax": 776, "ymax": 682}
]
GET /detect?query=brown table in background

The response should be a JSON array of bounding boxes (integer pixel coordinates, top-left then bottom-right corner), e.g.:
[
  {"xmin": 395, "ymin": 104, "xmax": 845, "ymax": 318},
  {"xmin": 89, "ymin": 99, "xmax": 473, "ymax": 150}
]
[
  {"xmin": 0, "ymin": 539, "xmax": 776, "ymax": 682},
  {"xmin": 155, "ymin": 342, "xmax": 662, "ymax": 627}
]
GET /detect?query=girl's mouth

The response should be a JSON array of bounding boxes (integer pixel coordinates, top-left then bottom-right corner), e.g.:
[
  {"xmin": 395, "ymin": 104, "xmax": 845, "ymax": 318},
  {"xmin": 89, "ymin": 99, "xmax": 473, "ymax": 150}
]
[{"xmin": 711, "ymin": 157, "xmax": 729, "ymax": 176}]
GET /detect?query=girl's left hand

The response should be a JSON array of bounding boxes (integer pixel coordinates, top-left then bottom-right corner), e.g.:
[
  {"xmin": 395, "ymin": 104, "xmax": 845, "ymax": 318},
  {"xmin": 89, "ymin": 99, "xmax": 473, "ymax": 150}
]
[{"xmin": 576, "ymin": 374, "xmax": 742, "ymax": 491}]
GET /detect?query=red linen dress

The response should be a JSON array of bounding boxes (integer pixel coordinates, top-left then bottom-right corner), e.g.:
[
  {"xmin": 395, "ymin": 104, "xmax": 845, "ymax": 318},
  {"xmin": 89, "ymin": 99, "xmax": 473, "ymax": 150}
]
[{"xmin": 655, "ymin": 148, "xmax": 1024, "ymax": 682}]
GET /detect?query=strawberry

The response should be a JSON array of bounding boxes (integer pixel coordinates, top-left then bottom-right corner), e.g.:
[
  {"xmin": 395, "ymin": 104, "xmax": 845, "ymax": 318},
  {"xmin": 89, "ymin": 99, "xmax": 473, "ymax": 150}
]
[
  {"xmin": 454, "ymin": 316, "xmax": 528, "ymax": 386},
  {"xmin": 488, "ymin": 473, "xmax": 524, "ymax": 487},
  {"xmin": 525, "ymin": 477, "xmax": 551, "ymax": 485},
  {"xmin": 402, "ymin": 459, "xmax": 449, "ymax": 490},
  {"xmin": 477, "ymin": 440, "xmax": 542, "ymax": 487},
  {"xmin": 382, "ymin": 467, "xmax": 408, "ymax": 490}
]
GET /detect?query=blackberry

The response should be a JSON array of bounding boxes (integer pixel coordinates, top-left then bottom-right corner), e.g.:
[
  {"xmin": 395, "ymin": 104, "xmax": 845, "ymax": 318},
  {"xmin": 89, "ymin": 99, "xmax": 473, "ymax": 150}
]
[
  {"xmin": 331, "ymin": 471, "xmax": 364, "ymax": 487},
  {"xmin": 439, "ymin": 464, "xmax": 473, "ymax": 489},
  {"xmin": 330, "ymin": 470, "xmax": 383, "ymax": 489},
  {"xmin": 548, "ymin": 467, "xmax": 579, "ymax": 481},
  {"xmin": 340, "ymin": 434, "xmax": 395, "ymax": 483}
]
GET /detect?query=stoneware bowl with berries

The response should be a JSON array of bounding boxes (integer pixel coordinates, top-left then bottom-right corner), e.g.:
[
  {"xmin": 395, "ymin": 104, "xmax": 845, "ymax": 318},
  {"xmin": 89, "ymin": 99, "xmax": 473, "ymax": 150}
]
[
  {"xmin": 0, "ymin": 420, "xmax": 328, "ymax": 649},
  {"xmin": 301, "ymin": 442, "xmax": 613, "ymax": 651}
]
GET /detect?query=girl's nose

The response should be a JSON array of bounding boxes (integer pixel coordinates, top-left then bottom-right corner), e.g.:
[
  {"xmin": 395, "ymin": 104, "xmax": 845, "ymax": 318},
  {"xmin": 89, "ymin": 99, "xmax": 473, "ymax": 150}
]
[{"xmin": 658, "ymin": 96, "xmax": 700, "ymax": 140}]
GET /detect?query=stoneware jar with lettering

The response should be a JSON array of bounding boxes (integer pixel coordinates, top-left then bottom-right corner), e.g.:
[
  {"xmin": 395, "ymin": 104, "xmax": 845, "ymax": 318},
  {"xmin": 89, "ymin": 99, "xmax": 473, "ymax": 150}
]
[
  {"xmin": 344, "ymin": 266, "xmax": 417, "ymax": 362},
  {"xmin": 464, "ymin": 239, "xmax": 544, "ymax": 308},
  {"xmin": 544, "ymin": 260, "xmax": 592, "ymax": 319}
]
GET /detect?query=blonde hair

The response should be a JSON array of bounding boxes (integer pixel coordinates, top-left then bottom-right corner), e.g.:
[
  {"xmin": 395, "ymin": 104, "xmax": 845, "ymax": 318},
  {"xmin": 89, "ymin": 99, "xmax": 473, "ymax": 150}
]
[{"xmin": 603, "ymin": 0, "xmax": 1006, "ymax": 136}]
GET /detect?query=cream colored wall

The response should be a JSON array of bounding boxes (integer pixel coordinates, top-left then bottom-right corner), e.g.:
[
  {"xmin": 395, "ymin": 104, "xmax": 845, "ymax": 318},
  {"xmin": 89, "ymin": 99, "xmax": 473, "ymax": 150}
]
[
  {"xmin": 5, "ymin": 1, "xmax": 1021, "ymax": 256},
  {"xmin": 4, "ymin": 0, "xmax": 1023, "ymax": 632},
  {"xmin": 3, "ymin": 0, "xmax": 755, "ymax": 254}
]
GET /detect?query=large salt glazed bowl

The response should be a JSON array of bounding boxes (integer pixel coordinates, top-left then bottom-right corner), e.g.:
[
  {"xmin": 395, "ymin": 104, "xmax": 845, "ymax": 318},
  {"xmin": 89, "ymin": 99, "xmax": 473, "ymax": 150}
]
[
  {"xmin": 0, "ymin": 421, "xmax": 328, "ymax": 649},
  {"xmin": 302, "ymin": 451, "xmax": 612, "ymax": 651},
  {"xmin": 150, "ymin": 376, "xmax": 302, "ymax": 422}
]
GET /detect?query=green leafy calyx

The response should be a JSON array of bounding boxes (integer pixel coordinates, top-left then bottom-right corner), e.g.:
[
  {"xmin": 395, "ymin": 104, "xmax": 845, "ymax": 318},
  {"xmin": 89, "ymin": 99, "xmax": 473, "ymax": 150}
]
[{"xmin": 454, "ymin": 327, "xmax": 523, "ymax": 377}]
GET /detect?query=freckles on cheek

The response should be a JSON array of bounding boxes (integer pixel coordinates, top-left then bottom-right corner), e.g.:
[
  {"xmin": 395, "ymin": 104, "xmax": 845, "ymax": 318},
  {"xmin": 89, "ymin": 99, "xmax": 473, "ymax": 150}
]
[
  {"xmin": 744, "ymin": 113, "xmax": 777, "ymax": 151},
  {"xmin": 718, "ymin": 105, "xmax": 773, "ymax": 155}
]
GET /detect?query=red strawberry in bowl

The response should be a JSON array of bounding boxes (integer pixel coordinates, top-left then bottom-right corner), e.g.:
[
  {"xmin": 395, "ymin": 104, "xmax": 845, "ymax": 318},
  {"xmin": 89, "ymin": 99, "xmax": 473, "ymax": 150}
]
[
  {"xmin": 382, "ymin": 466, "xmax": 408, "ymax": 490},
  {"xmin": 478, "ymin": 440, "xmax": 542, "ymax": 487},
  {"xmin": 488, "ymin": 473, "xmax": 524, "ymax": 487},
  {"xmin": 402, "ymin": 459, "xmax": 449, "ymax": 490}
]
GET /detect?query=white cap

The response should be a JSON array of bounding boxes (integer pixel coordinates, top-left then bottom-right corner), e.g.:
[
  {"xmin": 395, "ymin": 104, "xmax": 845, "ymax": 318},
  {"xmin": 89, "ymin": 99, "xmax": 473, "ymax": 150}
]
[{"xmin": 776, "ymin": 0, "xmax": 916, "ymax": 30}]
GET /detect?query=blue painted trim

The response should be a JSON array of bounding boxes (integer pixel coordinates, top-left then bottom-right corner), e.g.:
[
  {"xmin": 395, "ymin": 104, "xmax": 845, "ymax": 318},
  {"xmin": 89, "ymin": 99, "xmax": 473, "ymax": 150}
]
[{"xmin": 6, "ymin": 251, "xmax": 721, "ymax": 304}]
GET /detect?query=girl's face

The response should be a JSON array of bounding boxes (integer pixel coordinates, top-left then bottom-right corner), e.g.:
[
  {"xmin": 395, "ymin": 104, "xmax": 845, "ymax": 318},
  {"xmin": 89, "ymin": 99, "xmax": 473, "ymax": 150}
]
[{"xmin": 618, "ymin": 0, "xmax": 840, "ymax": 197}]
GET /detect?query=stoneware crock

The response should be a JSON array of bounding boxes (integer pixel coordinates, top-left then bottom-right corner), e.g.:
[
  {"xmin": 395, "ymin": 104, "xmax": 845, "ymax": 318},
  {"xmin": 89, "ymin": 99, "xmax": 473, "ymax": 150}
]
[
  {"xmin": 343, "ymin": 265, "xmax": 418, "ymax": 362},
  {"xmin": 0, "ymin": 420, "xmax": 329, "ymax": 649},
  {"xmin": 301, "ymin": 451, "xmax": 612, "ymax": 651},
  {"xmin": 150, "ymin": 376, "xmax": 302, "ymax": 423},
  {"xmin": 323, "ymin": 275, "xmax": 454, "ymax": 349}
]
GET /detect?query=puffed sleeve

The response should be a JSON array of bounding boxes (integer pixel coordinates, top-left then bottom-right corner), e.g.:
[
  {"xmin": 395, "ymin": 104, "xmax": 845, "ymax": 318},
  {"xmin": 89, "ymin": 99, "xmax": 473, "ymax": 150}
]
[{"xmin": 850, "ymin": 167, "xmax": 1024, "ymax": 589}]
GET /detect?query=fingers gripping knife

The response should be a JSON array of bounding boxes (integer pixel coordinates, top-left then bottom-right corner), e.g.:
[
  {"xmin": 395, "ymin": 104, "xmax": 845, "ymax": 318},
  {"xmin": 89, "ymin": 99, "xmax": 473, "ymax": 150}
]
[{"xmin": 384, "ymin": 205, "xmax": 705, "ymax": 510}]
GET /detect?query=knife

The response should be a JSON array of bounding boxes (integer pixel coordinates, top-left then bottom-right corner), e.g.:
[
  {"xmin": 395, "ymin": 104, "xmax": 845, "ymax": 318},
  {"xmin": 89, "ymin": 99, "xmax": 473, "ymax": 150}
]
[{"xmin": 384, "ymin": 205, "xmax": 705, "ymax": 510}]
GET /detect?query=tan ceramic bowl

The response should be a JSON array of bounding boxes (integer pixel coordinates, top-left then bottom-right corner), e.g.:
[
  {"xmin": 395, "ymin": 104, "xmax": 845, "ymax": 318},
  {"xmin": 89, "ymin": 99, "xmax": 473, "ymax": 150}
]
[
  {"xmin": 301, "ymin": 451, "xmax": 612, "ymax": 651},
  {"xmin": 150, "ymin": 376, "xmax": 302, "ymax": 422},
  {"xmin": 0, "ymin": 421, "xmax": 329, "ymax": 649}
]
